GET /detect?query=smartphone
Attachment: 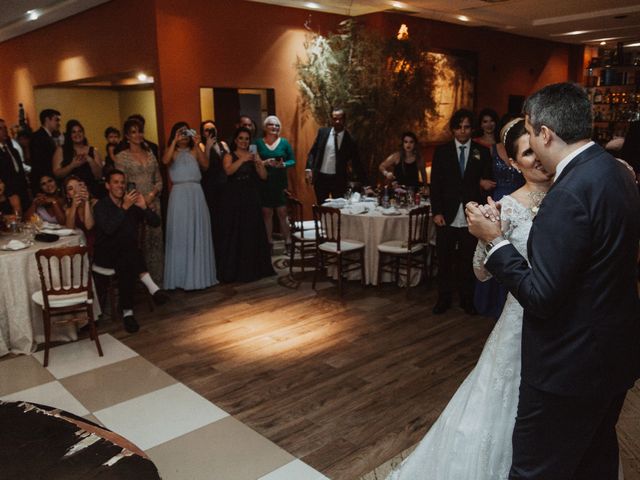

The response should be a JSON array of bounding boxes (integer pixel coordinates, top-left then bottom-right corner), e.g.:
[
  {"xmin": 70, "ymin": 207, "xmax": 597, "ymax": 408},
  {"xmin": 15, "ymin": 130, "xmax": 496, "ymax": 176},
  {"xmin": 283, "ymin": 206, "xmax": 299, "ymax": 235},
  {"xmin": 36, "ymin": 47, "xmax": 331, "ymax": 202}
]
[
  {"xmin": 249, "ymin": 144, "xmax": 257, "ymax": 155},
  {"xmin": 126, "ymin": 182, "xmax": 137, "ymax": 193}
]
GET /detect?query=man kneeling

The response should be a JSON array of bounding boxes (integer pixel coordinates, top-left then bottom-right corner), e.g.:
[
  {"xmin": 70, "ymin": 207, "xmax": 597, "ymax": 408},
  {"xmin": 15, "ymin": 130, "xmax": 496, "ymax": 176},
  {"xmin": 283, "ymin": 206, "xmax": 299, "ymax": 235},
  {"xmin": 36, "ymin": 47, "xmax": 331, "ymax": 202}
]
[{"xmin": 94, "ymin": 169, "xmax": 168, "ymax": 333}]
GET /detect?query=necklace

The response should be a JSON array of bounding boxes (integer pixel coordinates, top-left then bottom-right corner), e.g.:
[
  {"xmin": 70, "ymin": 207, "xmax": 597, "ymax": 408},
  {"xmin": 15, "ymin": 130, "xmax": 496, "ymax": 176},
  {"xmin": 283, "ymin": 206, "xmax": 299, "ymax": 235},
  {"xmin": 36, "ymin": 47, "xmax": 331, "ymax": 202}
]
[{"xmin": 528, "ymin": 190, "xmax": 546, "ymax": 215}]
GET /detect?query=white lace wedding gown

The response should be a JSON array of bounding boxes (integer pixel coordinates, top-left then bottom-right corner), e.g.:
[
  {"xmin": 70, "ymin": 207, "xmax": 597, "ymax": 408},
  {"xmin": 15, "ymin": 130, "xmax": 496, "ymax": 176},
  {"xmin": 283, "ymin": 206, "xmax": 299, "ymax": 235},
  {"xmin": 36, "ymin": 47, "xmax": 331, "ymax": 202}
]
[{"xmin": 387, "ymin": 195, "xmax": 531, "ymax": 480}]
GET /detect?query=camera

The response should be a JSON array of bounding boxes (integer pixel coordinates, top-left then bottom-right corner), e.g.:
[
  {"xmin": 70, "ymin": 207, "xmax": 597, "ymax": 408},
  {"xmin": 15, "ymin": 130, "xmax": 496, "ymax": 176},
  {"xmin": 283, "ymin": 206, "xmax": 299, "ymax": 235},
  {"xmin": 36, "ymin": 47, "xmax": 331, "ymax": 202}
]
[
  {"xmin": 126, "ymin": 182, "xmax": 137, "ymax": 193},
  {"xmin": 182, "ymin": 129, "xmax": 197, "ymax": 137}
]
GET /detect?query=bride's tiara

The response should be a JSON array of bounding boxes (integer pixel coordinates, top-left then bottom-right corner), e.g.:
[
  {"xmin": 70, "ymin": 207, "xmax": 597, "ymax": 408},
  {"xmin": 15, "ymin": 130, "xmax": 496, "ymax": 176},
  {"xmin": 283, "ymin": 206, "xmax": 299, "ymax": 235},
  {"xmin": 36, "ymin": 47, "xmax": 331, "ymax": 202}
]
[{"xmin": 500, "ymin": 117, "xmax": 524, "ymax": 145}]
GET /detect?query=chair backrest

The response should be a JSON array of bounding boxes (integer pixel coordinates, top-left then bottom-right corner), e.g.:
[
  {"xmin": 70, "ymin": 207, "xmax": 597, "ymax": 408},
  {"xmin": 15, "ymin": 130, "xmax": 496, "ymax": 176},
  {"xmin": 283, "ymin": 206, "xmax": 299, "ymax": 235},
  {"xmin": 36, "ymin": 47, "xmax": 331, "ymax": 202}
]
[
  {"xmin": 312, "ymin": 205, "xmax": 341, "ymax": 247},
  {"xmin": 285, "ymin": 195, "xmax": 308, "ymax": 238},
  {"xmin": 35, "ymin": 245, "xmax": 93, "ymax": 308},
  {"xmin": 408, "ymin": 205, "xmax": 430, "ymax": 249}
]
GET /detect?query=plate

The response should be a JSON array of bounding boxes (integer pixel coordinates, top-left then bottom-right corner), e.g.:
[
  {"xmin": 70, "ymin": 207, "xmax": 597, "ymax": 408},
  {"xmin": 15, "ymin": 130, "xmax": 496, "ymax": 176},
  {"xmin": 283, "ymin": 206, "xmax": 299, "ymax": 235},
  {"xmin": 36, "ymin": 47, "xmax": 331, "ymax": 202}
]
[
  {"xmin": 0, "ymin": 243, "xmax": 29, "ymax": 251},
  {"xmin": 41, "ymin": 228, "xmax": 75, "ymax": 236}
]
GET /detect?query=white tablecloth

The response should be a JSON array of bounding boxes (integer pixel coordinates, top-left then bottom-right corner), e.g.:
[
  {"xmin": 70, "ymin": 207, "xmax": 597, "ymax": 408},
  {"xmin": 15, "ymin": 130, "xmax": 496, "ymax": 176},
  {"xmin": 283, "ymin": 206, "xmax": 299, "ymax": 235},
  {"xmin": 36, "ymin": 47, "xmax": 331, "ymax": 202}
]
[
  {"xmin": 0, "ymin": 231, "xmax": 100, "ymax": 357},
  {"xmin": 323, "ymin": 202, "xmax": 432, "ymax": 286}
]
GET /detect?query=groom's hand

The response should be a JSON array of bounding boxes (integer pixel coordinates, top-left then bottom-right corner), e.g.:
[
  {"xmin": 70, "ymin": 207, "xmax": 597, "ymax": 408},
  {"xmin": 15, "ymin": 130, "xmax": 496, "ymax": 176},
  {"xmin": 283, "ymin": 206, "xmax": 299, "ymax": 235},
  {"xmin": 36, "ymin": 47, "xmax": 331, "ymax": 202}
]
[{"xmin": 466, "ymin": 202, "xmax": 502, "ymax": 243}]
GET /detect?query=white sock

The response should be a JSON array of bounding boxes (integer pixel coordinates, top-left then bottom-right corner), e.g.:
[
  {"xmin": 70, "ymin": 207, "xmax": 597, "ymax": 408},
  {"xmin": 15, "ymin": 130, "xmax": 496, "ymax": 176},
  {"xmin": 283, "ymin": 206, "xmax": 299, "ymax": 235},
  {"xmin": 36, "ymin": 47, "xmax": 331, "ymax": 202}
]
[
  {"xmin": 139, "ymin": 273, "xmax": 160, "ymax": 295},
  {"xmin": 123, "ymin": 309, "xmax": 134, "ymax": 317}
]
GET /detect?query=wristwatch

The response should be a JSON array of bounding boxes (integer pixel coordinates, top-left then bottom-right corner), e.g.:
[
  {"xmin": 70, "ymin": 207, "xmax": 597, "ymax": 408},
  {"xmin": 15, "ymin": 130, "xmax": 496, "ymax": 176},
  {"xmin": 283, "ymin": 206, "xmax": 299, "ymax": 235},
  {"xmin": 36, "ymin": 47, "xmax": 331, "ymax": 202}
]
[{"xmin": 485, "ymin": 235, "xmax": 506, "ymax": 254}]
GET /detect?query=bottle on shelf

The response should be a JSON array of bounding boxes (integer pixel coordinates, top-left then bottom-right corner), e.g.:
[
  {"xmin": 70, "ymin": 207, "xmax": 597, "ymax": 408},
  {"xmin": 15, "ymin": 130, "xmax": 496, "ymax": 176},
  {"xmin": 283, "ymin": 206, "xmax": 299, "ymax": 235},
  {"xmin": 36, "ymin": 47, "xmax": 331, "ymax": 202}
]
[{"xmin": 593, "ymin": 88, "xmax": 603, "ymax": 103}]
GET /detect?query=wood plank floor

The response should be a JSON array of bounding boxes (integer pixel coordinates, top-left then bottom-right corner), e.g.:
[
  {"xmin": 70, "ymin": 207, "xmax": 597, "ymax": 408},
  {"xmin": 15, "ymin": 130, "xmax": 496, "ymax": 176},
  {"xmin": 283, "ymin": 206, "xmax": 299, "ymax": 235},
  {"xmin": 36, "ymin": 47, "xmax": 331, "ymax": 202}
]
[{"xmin": 98, "ymin": 268, "xmax": 640, "ymax": 480}]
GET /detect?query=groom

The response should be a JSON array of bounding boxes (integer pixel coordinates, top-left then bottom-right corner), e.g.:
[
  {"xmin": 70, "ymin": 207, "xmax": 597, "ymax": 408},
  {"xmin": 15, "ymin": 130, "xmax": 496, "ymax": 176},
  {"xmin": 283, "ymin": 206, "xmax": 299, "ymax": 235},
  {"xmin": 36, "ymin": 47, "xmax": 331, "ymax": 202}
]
[{"xmin": 466, "ymin": 83, "xmax": 640, "ymax": 479}]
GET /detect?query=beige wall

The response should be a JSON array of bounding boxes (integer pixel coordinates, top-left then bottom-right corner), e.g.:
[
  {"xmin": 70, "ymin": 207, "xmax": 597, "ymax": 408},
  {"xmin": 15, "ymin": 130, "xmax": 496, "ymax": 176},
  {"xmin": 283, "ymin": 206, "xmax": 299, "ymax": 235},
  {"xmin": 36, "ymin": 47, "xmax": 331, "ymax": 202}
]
[
  {"xmin": 34, "ymin": 87, "xmax": 158, "ymax": 158},
  {"xmin": 34, "ymin": 87, "xmax": 120, "ymax": 158}
]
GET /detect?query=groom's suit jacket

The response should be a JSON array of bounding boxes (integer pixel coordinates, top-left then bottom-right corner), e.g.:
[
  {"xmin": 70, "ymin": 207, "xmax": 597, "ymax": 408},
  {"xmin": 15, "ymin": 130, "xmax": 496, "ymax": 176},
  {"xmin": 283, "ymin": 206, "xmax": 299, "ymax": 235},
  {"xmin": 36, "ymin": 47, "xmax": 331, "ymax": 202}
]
[{"xmin": 486, "ymin": 143, "xmax": 640, "ymax": 397}]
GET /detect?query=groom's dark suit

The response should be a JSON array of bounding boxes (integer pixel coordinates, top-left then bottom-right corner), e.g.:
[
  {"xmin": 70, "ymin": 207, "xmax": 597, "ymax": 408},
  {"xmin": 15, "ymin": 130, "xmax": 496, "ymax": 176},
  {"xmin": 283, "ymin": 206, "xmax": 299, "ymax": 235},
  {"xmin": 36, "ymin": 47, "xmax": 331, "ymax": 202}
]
[{"xmin": 486, "ymin": 144, "xmax": 640, "ymax": 479}]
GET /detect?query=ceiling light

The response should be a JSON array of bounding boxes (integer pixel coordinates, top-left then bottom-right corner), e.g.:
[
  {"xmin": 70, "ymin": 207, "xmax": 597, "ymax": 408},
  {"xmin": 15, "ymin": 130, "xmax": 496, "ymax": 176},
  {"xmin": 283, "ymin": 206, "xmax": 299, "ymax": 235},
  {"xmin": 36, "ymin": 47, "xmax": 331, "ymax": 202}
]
[
  {"xmin": 457, "ymin": 15, "xmax": 470, "ymax": 22},
  {"xmin": 559, "ymin": 30, "xmax": 589, "ymax": 36},
  {"xmin": 626, "ymin": 42, "xmax": 640, "ymax": 47},
  {"xmin": 26, "ymin": 9, "xmax": 40, "ymax": 21},
  {"xmin": 305, "ymin": 2, "xmax": 320, "ymax": 8},
  {"xmin": 390, "ymin": 1, "xmax": 408, "ymax": 8},
  {"xmin": 600, "ymin": 41, "xmax": 607, "ymax": 45},
  {"xmin": 137, "ymin": 73, "xmax": 149, "ymax": 82}
]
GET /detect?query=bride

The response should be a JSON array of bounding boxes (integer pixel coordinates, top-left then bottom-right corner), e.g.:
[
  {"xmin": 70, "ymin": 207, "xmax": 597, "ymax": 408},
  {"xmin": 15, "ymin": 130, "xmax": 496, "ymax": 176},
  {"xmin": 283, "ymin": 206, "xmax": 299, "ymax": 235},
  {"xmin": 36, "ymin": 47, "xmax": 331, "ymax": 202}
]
[{"xmin": 387, "ymin": 118, "xmax": 553, "ymax": 479}]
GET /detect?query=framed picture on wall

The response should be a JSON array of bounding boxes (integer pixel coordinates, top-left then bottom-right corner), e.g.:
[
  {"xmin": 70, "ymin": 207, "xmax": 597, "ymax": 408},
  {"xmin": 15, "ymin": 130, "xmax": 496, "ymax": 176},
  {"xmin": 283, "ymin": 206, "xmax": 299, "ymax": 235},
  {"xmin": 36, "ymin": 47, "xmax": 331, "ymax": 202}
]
[{"xmin": 422, "ymin": 50, "xmax": 477, "ymax": 143}]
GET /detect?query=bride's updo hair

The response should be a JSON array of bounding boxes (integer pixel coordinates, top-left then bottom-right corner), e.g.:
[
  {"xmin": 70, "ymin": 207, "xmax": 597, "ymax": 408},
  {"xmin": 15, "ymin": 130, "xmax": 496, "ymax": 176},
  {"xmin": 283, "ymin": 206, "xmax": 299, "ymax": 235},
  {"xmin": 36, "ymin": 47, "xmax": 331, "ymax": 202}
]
[{"xmin": 501, "ymin": 118, "xmax": 527, "ymax": 160}]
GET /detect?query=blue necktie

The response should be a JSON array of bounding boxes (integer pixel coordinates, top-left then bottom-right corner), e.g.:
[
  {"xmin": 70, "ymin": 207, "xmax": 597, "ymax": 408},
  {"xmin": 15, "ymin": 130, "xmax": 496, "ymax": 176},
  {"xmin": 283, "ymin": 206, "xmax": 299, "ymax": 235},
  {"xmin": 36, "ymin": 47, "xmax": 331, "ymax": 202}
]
[{"xmin": 458, "ymin": 145, "xmax": 466, "ymax": 176}]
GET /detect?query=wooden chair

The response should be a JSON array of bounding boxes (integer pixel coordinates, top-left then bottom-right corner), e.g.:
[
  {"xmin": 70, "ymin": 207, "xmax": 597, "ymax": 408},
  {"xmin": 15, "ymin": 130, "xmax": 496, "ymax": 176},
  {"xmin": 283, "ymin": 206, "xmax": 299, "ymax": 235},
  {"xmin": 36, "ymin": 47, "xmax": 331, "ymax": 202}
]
[
  {"xmin": 285, "ymin": 195, "xmax": 317, "ymax": 278},
  {"xmin": 33, "ymin": 246, "xmax": 103, "ymax": 367},
  {"xmin": 377, "ymin": 205, "xmax": 430, "ymax": 294},
  {"xmin": 312, "ymin": 205, "xmax": 365, "ymax": 296}
]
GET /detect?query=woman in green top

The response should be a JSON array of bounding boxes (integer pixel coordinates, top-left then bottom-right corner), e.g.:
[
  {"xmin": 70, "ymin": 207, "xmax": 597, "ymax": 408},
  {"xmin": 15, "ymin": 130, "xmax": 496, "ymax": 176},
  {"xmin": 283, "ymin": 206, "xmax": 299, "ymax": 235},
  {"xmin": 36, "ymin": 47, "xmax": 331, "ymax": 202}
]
[{"xmin": 256, "ymin": 115, "xmax": 296, "ymax": 248}]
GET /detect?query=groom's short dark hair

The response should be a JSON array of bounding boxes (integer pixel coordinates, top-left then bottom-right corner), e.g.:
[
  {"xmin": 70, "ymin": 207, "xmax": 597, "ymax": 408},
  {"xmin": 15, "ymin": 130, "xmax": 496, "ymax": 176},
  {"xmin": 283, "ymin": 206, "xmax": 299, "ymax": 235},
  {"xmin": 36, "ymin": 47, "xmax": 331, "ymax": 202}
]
[{"xmin": 523, "ymin": 82, "xmax": 592, "ymax": 144}]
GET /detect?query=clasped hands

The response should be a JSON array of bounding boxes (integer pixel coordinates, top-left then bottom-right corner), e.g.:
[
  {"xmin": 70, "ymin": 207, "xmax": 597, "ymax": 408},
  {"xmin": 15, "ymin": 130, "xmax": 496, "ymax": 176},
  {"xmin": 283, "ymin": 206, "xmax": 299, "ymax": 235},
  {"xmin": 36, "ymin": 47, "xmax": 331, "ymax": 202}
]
[{"xmin": 465, "ymin": 197, "xmax": 502, "ymax": 243}]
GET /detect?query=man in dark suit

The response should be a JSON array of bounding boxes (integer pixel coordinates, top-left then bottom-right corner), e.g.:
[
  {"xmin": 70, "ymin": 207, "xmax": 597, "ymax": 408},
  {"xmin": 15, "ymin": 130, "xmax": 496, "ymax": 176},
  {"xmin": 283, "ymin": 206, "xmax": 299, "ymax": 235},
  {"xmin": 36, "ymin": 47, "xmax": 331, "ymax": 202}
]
[
  {"xmin": 0, "ymin": 119, "xmax": 30, "ymax": 210},
  {"xmin": 467, "ymin": 82, "xmax": 640, "ymax": 479},
  {"xmin": 29, "ymin": 108, "xmax": 60, "ymax": 186},
  {"xmin": 306, "ymin": 108, "xmax": 368, "ymax": 202},
  {"xmin": 430, "ymin": 108, "xmax": 493, "ymax": 315}
]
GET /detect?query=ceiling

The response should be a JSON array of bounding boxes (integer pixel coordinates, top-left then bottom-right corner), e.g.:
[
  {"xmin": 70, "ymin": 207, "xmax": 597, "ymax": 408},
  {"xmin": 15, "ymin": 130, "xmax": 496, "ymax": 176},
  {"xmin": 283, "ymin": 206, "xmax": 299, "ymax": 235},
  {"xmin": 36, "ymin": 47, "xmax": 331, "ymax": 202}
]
[
  {"xmin": 1, "ymin": 0, "xmax": 639, "ymax": 49},
  {"xmin": 248, "ymin": 0, "xmax": 640, "ymax": 48}
]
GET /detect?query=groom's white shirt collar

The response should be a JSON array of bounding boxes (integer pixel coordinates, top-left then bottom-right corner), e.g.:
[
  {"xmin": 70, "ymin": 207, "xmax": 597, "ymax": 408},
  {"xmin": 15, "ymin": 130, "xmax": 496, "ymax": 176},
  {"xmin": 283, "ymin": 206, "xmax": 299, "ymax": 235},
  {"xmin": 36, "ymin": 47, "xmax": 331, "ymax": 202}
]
[{"xmin": 553, "ymin": 141, "xmax": 594, "ymax": 182}]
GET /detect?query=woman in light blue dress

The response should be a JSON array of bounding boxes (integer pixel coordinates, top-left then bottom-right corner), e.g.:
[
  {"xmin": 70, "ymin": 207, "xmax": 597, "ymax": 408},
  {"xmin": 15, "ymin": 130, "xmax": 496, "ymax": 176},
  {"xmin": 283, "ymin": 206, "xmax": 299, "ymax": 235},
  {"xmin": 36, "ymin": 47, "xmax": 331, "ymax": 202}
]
[{"xmin": 162, "ymin": 122, "xmax": 217, "ymax": 290}]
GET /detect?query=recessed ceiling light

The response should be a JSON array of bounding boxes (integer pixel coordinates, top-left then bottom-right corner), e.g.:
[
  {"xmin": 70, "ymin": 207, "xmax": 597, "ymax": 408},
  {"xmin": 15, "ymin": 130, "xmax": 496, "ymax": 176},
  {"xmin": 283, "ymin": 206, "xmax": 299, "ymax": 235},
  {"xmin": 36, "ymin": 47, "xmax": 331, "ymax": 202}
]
[
  {"xmin": 137, "ymin": 73, "xmax": 149, "ymax": 82},
  {"xmin": 391, "ymin": 1, "xmax": 408, "ymax": 8},
  {"xmin": 600, "ymin": 41, "xmax": 607, "ymax": 45},
  {"xmin": 305, "ymin": 2, "xmax": 320, "ymax": 8},
  {"xmin": 457, "ymin": 15, "xmax": 470, "ymax": 22},
  {"xmin": 26, "ymin": 9, "xmax": 40, "ymax": 21}
]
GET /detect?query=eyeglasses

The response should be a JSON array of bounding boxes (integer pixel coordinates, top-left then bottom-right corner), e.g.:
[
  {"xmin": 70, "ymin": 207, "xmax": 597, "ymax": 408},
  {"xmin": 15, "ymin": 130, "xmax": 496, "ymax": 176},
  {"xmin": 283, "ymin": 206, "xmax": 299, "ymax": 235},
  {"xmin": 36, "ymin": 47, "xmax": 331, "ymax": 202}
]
[{"xmin": 266, "ymin": 124, "xmax": 280, "ymax": 128}]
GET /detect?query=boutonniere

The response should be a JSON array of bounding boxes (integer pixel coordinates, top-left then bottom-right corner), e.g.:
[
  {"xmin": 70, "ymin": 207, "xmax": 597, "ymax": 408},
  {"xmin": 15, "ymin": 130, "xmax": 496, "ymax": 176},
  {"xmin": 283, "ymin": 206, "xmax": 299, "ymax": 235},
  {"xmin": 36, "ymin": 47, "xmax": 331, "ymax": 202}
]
[{"xmin": 472, "ymin": 149, "xmax": 480, "ymax": 161}]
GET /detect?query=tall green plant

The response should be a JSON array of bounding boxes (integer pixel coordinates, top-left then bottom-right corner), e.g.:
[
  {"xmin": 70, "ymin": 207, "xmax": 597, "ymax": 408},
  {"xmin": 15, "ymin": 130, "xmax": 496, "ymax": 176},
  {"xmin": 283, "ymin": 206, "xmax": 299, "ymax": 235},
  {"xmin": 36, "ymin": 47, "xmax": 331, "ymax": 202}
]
[{"xmin": 296, "ymin": 19, "xmax": 436, "ymax": 182}]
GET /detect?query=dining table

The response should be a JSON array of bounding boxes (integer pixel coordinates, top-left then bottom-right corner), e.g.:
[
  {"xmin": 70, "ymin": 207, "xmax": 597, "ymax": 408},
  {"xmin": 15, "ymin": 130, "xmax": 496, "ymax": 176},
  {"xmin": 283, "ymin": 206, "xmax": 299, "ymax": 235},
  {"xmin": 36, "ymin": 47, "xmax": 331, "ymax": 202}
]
[
  {"xmin": 0, "ymin": 228, "xmax": 100, "ymax": 357},
  {"xmin": 322, "ymin": 199, "xmax": 434, "ymax": 286}
]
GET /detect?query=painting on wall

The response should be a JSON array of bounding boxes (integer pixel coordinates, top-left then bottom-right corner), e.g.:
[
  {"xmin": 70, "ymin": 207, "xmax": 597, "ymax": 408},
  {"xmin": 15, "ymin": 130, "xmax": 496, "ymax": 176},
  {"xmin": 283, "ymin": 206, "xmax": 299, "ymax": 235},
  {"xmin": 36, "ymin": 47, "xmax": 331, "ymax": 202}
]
[{"xmin": 422, "ymin": 51, "xmax": 476, "ymax": 143}]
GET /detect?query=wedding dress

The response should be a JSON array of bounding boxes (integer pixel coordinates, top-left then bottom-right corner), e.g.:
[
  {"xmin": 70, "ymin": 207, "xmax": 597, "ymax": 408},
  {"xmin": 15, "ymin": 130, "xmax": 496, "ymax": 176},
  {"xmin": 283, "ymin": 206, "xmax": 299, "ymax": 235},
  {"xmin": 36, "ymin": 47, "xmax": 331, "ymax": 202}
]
[{"xmin": 387, "ymin": 195, "xmax": 532, "ymax": 480}]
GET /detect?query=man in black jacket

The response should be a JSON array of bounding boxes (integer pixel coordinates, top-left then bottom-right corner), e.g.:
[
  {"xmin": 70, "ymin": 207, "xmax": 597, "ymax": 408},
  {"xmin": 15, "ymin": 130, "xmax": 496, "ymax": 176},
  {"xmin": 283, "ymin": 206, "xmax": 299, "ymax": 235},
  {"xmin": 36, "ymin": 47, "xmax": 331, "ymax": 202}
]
[
  {"xmin": 306, "ymin": 108, "xmax": 368, "ymax": 202},
  {"xmin": 29, "ymin": 109, "xmax": 60, "ymax": 186},
  {"xmin": 94, "ymin": 169, "xmax": 168, "ymax": 333},
  {"xmin": 430, "ymin": 108, "xmax": 493, "ymax": 315},
  {"xmin": 467, "ymin": 82, "xmax": 640, "ymax": 479},
  {"xmin": 0, "ymin": 119, "xmax": 30, "ymax": 210}
]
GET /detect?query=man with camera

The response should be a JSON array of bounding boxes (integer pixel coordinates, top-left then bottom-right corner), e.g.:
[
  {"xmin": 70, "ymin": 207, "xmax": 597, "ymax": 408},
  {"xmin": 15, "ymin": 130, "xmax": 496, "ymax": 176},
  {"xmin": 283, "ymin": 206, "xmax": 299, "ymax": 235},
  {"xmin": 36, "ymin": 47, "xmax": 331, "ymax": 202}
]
[{"xmin": 93, "ymin": 169, "xmax": 168, "ymax": 333}]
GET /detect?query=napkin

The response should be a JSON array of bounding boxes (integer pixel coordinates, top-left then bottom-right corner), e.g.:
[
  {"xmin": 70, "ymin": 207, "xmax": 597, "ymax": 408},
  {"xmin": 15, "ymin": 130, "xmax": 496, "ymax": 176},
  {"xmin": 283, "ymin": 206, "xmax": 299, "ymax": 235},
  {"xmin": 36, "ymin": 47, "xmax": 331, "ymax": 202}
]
[
  {"xmin": 42, "ymin": 228, "xmax": 74, "ymax": 236},
  {"xmin": 351, "ymin": 192, "xmax": 361, "ymax": 203},
  {"xmin": 6, "ymin": 240, "xmax": 27, "ymax": 250}
]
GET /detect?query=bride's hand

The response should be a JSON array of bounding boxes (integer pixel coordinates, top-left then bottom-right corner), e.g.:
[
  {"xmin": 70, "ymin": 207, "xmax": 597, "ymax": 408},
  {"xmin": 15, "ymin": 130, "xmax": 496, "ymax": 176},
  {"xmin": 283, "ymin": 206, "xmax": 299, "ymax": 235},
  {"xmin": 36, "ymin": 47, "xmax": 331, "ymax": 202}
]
[{"xmin": 466, "ymin": 203, "xmax": 502, "ymax": 243}]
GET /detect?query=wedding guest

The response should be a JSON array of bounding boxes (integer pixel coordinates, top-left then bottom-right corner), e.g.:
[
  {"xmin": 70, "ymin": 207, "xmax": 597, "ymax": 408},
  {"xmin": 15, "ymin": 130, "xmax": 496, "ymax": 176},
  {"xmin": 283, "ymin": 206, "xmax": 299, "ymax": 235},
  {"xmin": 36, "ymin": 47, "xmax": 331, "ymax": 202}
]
[
  {"xmin": 115, "ymin": 117, "xmax": 164, "ymax": 282},
  {"xmin": 24, "ymin": 175, "xmax": 65, "ymax": 224},
  {"xmin": 64, "ymin": 176, "xmax": 96, "ymax": 255},
  {"xmin": 30, "ymin": 108, "xmax": 60, "ymax": 186},
  {"xmin": 93, "ymin": 169, "xmax": 168, "ymax": 333},
  {"xmin": 378, "ymin": 131, "xmax": 426, "ymax": 188},
  {"xmin": 162, "ymin": 122, "xmax": 217, "ymax": 290},
  {"xmin": 0, "ymin": 177, "xmax": 21, "ymax": 217},
  {"xmin": 199, "ymin": 120, "xmax": 229, "ymax": 268},
  {"xmin": 115, "ymin": 114, "xmax": 160, "ymax": 160},
  {"xmin": 236, "ymin": 115, "xmax": 257, "ymax": 138},
  {"xmin": 218, "ymin": 127, "xmax": 274, "ymax": 283},
  {"xmin": 306, "ymin": 108, "xmax": 368, "ymax": 201},
  {"xmin": 52, "ymin": 120, "xmax": 104, "ymax": 197},
  {"xmin": 430, "ymin": 108, "xmax": 493, "ymax": 315},
  {"xmin": 256, "ymin": 115, "xmax": 295, "ymax": 249},
  {"xmin": 103, "ymin": 126, "xmax": 121, "ymax": 176},
  {"xmin": 0, "ymin": 119, "xmax": 30, "ymax": 210},
  {"xmin": 472, "ymin": 109, "xmax": 524, "ymax": 318}
]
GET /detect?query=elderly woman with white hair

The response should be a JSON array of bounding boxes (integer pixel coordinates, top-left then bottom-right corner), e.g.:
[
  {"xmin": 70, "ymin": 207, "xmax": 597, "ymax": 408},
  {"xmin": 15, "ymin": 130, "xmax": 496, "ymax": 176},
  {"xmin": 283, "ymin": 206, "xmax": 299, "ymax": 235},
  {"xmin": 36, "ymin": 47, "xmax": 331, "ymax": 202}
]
[{"xmin": 256, "ymin": 115, "xmax": 296, "ymax": 250}]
